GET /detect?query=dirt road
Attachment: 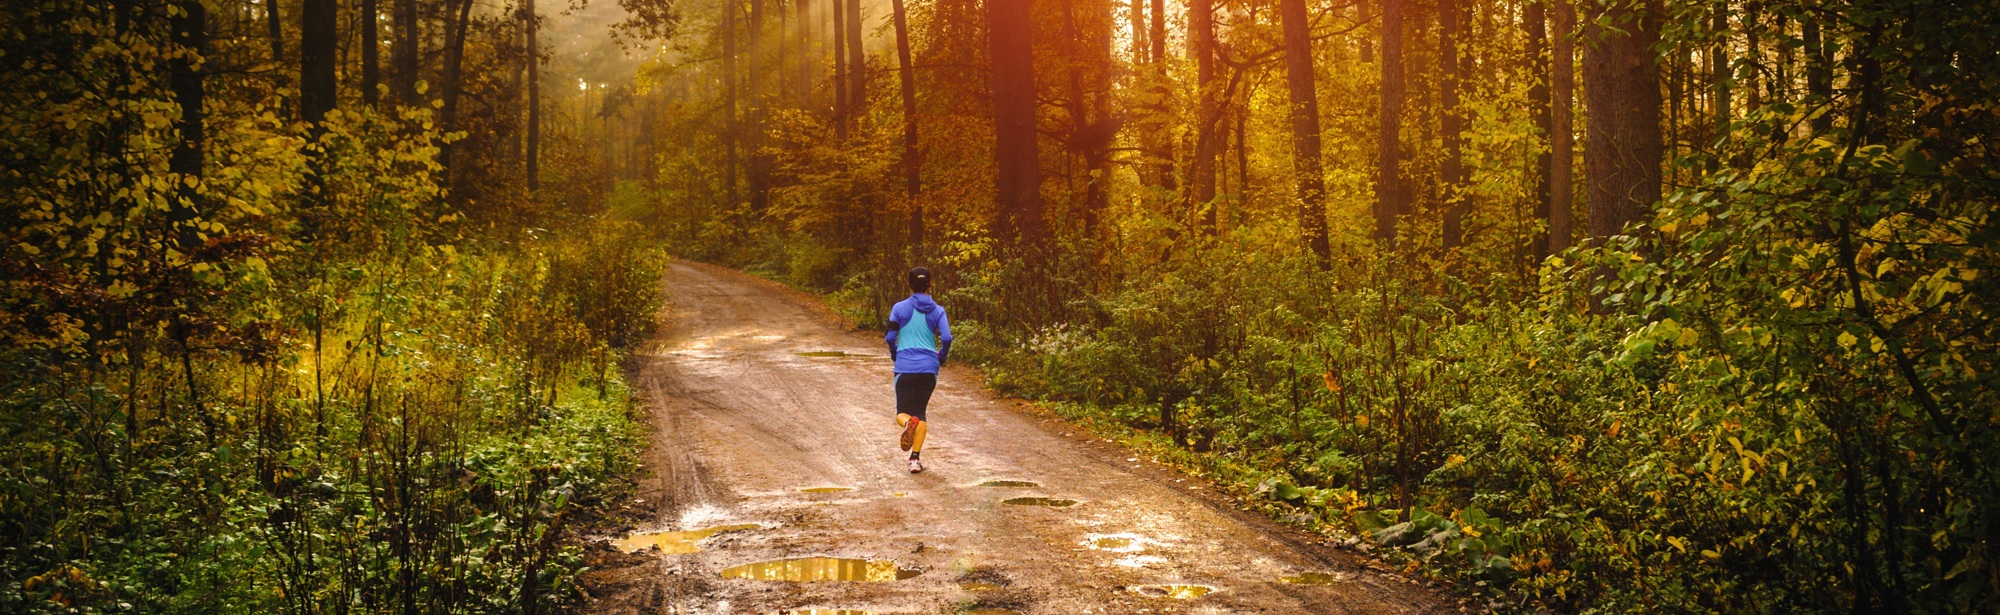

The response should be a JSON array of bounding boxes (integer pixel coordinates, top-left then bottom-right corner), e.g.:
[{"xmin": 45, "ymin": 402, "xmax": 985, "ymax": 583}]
[{"xmin": 583, "ymin": 261, "xmax": 1452, "ymax": 614}]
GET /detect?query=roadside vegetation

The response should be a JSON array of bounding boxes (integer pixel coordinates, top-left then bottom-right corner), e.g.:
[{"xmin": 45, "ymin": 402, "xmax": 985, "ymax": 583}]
[
  {"xmin": 627, "ymin": 0, "xmax": 1999, "ymax": 611},
  {"xmin": 3, "ymin": 2, "xmax": 664, "ymax": 613}
]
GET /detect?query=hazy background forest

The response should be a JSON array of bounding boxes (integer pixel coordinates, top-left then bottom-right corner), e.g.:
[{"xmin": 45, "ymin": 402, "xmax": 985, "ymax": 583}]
[{"xmin": 3, "ymin": 0, "xmax": 1997, "ymax": 611}]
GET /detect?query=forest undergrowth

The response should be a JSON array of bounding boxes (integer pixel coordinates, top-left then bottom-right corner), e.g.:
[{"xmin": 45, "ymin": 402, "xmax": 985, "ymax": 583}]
[{"xmin": 1, "ymin": 14, "xmax": 668, "ymax": 610}]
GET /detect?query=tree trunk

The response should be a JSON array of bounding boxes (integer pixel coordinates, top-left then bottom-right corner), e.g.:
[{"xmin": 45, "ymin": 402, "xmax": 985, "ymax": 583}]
[
  {"xmin": 892, "ymin": 0, "xmax": 922, "ymax": 250},
  {"xmin": 1376, "ymin": 0, "xmax": 1405, "ymax": 248},
  {"xmin": 266, "ymin": 0, "xmax": 287, "ymax": 93},
  {"xmin": 798, "ymin": 0, "xmax": 813, "ymax": 105},
  {"xmin": 525, "ymin": 0, "xmax": 540, "ymax": 192},
  {"xmin": 832, "ymin": 0, "xmax": 848, "ymax": 139},
  {"xmin": 1709, "ymin": 6, "xmax": 1729, "ymax": 172},
  {"xmin": 359, "ymin": 0, "xmax": 377, "ymax": 106},
  {"xmin": 440, "ymin": 0, "xmax": 475, "ymax": 180},
  {"xmin": 749, "ymin": 0, "xmax": 771, "ymax": 211},
  {"xmin": 170, "ymin": 0, "xmax": 206, "ymax": 251},
  {"xmin": 1549, "ymin": 0, "xmax": 1574, "ymax": 253},
  {"xmin": 1189, "ymin": 0, "xmax": 1219, "ymax": 234},
  {"xmin": 1581, "ymin": 0, "xmax": 1663, "ymax": 239},
  {"xmin": 988, "ymin": 0, "xmax": 1044, "ymax": 249},
  {"xmin": 300, "ymin": 0, "xmax": 336, "ymax": 123},
  {"xmin": 1128, "ymin": 0, "xmax": 1146, "ymax": 69},
  {"xmin": 1278, "ymin": 0, "xmax": 1330, "ymax": 269},
  {"xmin": 724, "ymin": 0, "xmax": 739, "ymax": 205},
  {"xmin": 1803, "ymin": 17, "xmax": 1830, "ymax": 132},
  {"xmin": 1526, "ymin": 0, "xmax": 1552, "ymax": 262},
  {"xmin": 1440, "ymin": 0, "xmax": 1467, "ymax": 249},
  {"xmin": 845, "ymin": 0, "xmax": 866, "ymax": 113},
  {"xmin": 1149, "ymin": 0, "xmax": 1174, "ymax": 193},
  {"xmin": 395, "ymin": 0, "xmax": 418, "ymax": 104}
]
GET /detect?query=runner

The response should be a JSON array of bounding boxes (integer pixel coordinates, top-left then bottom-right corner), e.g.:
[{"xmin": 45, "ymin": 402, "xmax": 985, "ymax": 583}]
[{"xmin": 885, "ymin": 267, "xmax": 951, "ymax": 474}]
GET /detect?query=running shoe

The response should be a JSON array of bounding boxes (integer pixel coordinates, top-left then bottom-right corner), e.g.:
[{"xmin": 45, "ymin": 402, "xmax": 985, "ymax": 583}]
[
  {"xmin": 908, "ymin": 459, "xmax": 924, "ymax": 474},
  {"xmin": 900, "ymin": 418, "xmax": 921, "ymax": 451}
]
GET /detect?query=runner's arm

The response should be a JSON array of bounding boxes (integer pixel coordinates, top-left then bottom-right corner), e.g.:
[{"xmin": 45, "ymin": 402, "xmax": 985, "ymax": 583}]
[
  {"xmin": 885, "ymin": 306, "xmax": 904, "ymax": 355},
  {"xmin": 936, "ymin": 310, "xmax": 953, "ymax": 366}
]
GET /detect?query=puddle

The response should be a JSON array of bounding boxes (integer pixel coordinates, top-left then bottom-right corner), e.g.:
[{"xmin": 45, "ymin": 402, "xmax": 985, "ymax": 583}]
[
  {"xmin": 1089, "ymin": 537, "xmax": 1133, "ymax": 550},
  {"xmin": 719, "ymin": 557, "xmax": 921, "ymax": 582},
  {"xmin": 800, "ymin": 486, "xmax": 854, "ymax": 493},
  {"xmin": 795, "ymin": 351, "xmax": 851, "ymax": 357},
  {"xmin": 1081, "ymin": 532, "xmax": 1151, "ymax": 553},
  {"xmin": 977, "ymin": 480, "xmax": 1040, "ymax": 488},
  {"xmin": 1002, "ymin": 497, "xmax": 1077, "ymax": 507},
  {"xmin": 611, "ymin": 523, "xmax": 761, "ymax": 554},
  {"xmin": 1130, "ymin": 584, "xmax": 1215, "ymax": 599},
  {"xmin": 1279, "ymin": 571, "xmax": 1346, "ymax": 585},
  {"xmin": 960, "ymin": 581, "xmax": 1003, "ymax": 591}
]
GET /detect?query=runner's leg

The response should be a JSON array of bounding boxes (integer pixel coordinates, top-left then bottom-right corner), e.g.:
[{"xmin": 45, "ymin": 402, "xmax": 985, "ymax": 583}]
[{"xmin": 908, "ymin": 373, "xmax": 936, "ymax": 452}]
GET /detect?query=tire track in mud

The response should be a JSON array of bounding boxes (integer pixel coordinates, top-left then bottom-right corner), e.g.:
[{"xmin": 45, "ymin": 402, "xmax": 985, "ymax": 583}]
[{"xmin": 582, "ymin": 261, "xmax": 1454, "ymax": 615}]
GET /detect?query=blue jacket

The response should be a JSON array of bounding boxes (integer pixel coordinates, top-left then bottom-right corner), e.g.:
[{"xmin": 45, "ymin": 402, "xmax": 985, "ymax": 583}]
[{"xmin": 885, "ymin": 293, "xmax": 952, "ymax": 374}]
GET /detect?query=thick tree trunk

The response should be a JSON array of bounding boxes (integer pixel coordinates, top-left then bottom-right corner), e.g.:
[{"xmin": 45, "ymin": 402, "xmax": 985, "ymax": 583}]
[
  {"xmin": 1278, "ymin": 0, "xmax": 1330, "ymax": 269},
  {"xmin": 300, "ymin": 0, "xmax": 336, "ymax": 123},
  {"xmin": 1581, "ymin": 0, "xmax": 1663, "ymax": 239},
  {"xmin": 395, "ymin": 0, "xmax": 418, "ymax": 104},
  {"xmin": 1549, "ymin": 0, "xmax": 1574, "ymax": 252},
  {"xmin": 892, "ymin": 0, "xmax": 922, "ymax": 249},
  {"xmin": 525, "ymin": 0, "xmax": 540, "ymax": 191},
  {"xmin": 1189, "ymin": 0, "xmax": 1219, "ymax": 233},
  {"xmin": 988, "ymin": 0, "xmax": 1044, "ymax": 249},
  {"xmin": 1440, "ymin": 0, "xmax": 1467, "ymax": 249},
  {"xmin": 1376, "ymin": 0, "xmax": 1405, "ymax": 247},
  {"xmin": 1527, "ymin": 0, "xmax": 1552, "ymax": 262}
]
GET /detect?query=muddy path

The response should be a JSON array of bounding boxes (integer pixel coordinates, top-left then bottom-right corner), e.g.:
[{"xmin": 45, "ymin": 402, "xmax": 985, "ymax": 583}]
[{"xmin": 582, "ymin": 261, "xmax": 1454, "ymax": 614}]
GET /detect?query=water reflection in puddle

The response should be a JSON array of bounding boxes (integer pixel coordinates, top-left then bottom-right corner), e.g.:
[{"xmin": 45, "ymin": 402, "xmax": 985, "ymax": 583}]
[
  {"xmin": 960, "ymin": 581, "xmax": 1003, "ymax": 591},
  {"xmin": 800, "ymin": 486, "xmax": 853, "ymax": 493},
  {"xmin": 1279, "ymin": 571, "xmax": 1347, "ymax": 585},
  {"xmin": 977, "ymin": 480, "xmax": 1040, "ymax": 488},
  {"xmin": 1081, "ymin": 532, "xmax": 1150, "ymax": 552},
  {"xmin": 611, "ymin": 523, "xmax": 761, "ymax": 554},
  {"xmin": 719, "ymin": 557, "xmax": 921, "ymax": 582},
  {"xmin": 1130, "ymin": 584, "xmax": 1215, "ymax": 599},
  {"xmin": 1001, "ymin": 497, "xmax": 1077, "ymax": 507}
]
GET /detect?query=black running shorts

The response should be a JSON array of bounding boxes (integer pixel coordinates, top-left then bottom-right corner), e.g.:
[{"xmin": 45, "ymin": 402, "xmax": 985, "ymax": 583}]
[{"xmin": 894, "ymin": 373, "xmax": 937, "ymax": 421}]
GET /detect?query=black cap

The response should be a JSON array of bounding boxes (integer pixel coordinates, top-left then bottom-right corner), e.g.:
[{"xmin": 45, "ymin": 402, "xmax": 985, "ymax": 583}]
[{"xmin": 908, "ymin": 267, "xmax": 932, "ymax": 292}]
